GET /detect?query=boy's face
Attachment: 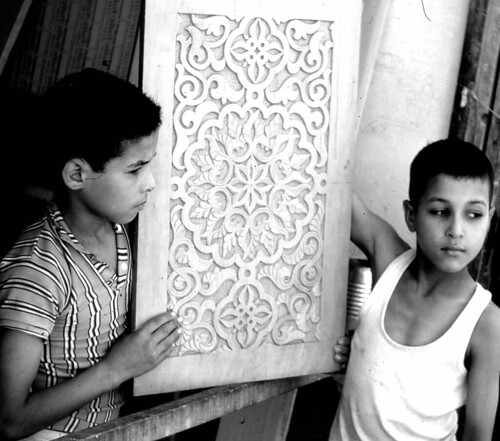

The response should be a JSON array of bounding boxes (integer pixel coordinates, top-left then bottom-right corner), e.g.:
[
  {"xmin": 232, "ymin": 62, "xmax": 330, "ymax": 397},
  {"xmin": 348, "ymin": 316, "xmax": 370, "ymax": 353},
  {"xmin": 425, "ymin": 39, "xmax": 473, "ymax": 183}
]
[
  {"xmin": 404, "ymin": 174, "xmax": 494, "ymax": 274},
  {"xmin": 81, "ymin": 129, "xmax": 159, "ymax": 224}
]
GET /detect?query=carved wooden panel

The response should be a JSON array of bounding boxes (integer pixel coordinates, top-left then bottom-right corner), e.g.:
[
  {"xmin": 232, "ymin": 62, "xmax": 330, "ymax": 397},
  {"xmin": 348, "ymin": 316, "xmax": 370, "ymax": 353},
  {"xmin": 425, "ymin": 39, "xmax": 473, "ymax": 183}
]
[{"xmin": 134, "ymin": 0, "xmax": 361, "ymax": 395}]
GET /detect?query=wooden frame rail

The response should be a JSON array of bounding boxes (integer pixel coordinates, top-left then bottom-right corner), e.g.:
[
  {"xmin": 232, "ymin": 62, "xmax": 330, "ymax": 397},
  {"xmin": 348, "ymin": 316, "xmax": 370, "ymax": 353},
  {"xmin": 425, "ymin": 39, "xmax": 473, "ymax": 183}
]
[{"xmin": 57, "ymin": 374, "xmax": 330, "ymax": 441}]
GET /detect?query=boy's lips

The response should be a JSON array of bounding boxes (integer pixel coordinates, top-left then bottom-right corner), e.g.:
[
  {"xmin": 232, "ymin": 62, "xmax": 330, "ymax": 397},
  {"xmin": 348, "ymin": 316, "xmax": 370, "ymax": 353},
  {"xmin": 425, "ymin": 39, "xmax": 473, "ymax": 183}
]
[{"xmin": 441, "ymin": 245, "xmax": 465, "ymax": 254}]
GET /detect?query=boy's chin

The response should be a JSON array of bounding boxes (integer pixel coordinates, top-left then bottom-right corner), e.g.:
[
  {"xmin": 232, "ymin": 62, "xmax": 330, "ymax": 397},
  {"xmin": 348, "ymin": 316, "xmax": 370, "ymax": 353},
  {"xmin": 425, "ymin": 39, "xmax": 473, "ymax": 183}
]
[
  {"xmin": 434, "ymin": 256, "xmax": 472, "ymax": 274},
  {"xmin": 125, "ymin": 213, "xmax": 139, "ymax": 225},
  {"xmin": 112, "ymin": 212, "xmax": 139, "ymax": 225},
  {"xmin": 419, "ymin": 249, "xmax": 473, "ymax": 274}
]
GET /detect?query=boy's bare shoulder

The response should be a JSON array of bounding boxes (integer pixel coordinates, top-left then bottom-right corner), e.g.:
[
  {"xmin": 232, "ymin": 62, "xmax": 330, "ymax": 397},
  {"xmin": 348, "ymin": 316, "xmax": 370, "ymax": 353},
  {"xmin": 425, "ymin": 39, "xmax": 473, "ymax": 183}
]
[
  {"xmin": 471, "ymin": 299, "xmax": 500, "ymax": 354},
  {"xmin": 478, "ymin": 300, "xmax": 500, "ymax": 334}
]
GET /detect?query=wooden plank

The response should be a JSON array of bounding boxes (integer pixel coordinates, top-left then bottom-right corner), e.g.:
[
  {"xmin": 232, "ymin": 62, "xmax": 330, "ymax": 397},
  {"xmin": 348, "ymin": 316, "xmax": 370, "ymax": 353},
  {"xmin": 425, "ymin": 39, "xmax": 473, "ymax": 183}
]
[
  {"xmin": 109, "ymin": 0, "xmax": 142, "ymax": 78},
  {"xmin": 475, "ymin": 34, "xmax": 500, "ymax": 290},
  {"xmin": 56, "ymin": 374, "xmax": 327, "ymax": 441},
  {"xmin": 216, "ymin": 391, "xmax": 296, "ymax": 441},
  {"xmin": 452, "ymin": 0, "xmax": 500, "ymax": 288},
  {"xmin": 127, "ymin": 25, "xmax": 141, "ymax": 87},
  {"xmin": 449, "ymin": 0, "xmax": 490, "ymax": 139},
  {"xmin": 83, "ymin": 0, "xmax": 106, "ymax": 68},
  {"xmin": 476, "ymin": 102, "xmax": 500, "ymax": 288},
  {"xmin": 56, "ymin": 0, "xmax": 97, "ymax": 78},
  {"xmin": 33, "ymin": 0, "xmax": 72, "ymax": 93},
  {"xmin": 463, "ymin": 0, "xmax": 500, "ymax": 149},
  {"xmin": 0, "ymin": 0, "xmax": 33, "ymax": 76}
]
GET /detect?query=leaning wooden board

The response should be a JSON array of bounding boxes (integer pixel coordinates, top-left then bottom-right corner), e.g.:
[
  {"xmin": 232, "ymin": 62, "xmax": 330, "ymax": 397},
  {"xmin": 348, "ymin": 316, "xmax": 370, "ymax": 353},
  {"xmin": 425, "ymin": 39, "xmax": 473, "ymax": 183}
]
[{"xmin": 134, "ymin": 0, "xmax": 361, "ymax": 395}]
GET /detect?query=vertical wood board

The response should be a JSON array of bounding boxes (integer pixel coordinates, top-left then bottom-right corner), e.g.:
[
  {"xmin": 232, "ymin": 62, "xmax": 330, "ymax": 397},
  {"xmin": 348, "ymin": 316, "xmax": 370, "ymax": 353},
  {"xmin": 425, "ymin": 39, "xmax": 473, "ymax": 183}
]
[
  {"xmin": 134, "ymin": 0, "xmax": 361, "ymax": 394},
  {"xmin": 2, "ymin": 0, "xmax": 141, "ymax": 93},
  {"xmin": 463, "ymin": 0, "xmax": 500, "ymax": 149}
]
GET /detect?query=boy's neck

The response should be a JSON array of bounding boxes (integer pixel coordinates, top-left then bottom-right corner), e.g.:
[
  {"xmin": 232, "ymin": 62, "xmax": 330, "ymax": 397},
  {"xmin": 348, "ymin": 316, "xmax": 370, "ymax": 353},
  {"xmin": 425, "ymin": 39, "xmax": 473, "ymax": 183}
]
[
  {"xmin": 60, "ymin": 200, "xmax": 118, "ymax": 272},
  {"xmin": 60, "ymin": 199, "xmax": 114, "ymax": 244}
]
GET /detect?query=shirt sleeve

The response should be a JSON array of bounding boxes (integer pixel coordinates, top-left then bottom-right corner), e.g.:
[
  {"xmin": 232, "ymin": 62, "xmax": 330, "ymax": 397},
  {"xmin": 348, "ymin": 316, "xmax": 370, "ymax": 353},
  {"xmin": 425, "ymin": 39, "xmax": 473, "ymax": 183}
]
[{"xmin": 0, "ymin": 243, "xmax": 68, "ymax": 340}]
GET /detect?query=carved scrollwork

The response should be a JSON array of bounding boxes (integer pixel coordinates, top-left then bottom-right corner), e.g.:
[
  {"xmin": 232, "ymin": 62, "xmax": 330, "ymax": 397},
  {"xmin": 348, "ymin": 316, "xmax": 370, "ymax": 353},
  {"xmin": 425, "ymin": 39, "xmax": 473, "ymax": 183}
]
[{"xmin": 168, "ymin": 13, "xmax": 334, "ymax": 355}]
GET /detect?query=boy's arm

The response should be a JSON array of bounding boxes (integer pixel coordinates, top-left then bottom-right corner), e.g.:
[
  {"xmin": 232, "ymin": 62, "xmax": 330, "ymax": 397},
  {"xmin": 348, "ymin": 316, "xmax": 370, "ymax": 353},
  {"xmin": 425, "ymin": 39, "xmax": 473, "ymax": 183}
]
[
  {"xmin": 0, "ymin": 312, "xmax": 180, "ymax": 440},
  {"xmin": 460, "ymin": 303, "xmax": 500, "ymax": 441},
  {"xmin": 351, "ymin": 192, "xmax": 410, "ymax": 282}
]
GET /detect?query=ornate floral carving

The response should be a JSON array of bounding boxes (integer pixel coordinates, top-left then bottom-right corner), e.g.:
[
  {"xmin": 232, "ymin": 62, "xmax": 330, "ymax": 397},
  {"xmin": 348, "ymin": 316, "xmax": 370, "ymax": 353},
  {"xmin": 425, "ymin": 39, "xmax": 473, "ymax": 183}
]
[{"xmin": 168, "ymin": 14, "xmax": 334, "ymax": 355}]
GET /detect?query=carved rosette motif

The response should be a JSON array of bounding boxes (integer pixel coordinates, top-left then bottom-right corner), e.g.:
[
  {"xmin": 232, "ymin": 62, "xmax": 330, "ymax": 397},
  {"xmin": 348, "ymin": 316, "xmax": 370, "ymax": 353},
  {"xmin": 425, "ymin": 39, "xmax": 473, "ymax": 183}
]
[{"xmin": 168, "ymin": 14, "xmax": 334, "ymax": 354}]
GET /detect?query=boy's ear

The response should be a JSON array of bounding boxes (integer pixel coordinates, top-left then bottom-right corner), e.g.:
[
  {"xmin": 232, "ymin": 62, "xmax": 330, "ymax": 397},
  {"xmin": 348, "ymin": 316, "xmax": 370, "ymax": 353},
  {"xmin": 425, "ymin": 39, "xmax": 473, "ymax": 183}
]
[
  {"xmin": 61, "ymin": 158, "xmax": 92, "ymax": 190},
  {"xmin": 403, "ymin": 200, "xmax": 416, "ymax": 233},
  {"xmin": 489, "ymin": 206, "xmax": 496, "ymax": 222}
]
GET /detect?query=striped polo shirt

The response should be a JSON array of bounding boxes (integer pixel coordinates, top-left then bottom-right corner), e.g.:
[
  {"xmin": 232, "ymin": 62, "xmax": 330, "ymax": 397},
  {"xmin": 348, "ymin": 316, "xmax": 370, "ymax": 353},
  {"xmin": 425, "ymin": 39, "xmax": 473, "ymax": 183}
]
[{"xmin": 0, "ymin": 203, "xmax": 132, "ymax": 432}]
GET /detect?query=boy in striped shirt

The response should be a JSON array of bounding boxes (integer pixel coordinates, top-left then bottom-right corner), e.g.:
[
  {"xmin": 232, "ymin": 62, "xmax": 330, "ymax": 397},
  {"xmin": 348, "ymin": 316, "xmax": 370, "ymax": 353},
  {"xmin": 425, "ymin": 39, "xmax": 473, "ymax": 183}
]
[{"xmin": 0, "ymin": 68, "xmax": 181, "ymax": 440}]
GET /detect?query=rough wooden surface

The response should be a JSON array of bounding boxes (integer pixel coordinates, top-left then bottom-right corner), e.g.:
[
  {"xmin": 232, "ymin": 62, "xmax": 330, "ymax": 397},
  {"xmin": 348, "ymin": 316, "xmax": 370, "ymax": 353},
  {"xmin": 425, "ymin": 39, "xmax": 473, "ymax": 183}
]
[
  {"xmin": 450, "ymin": 0, "xmax": 500, "ymax": 295},
  {"xmin": 57, "ymin": 374, "xmax": 328, "ymax": 441},
  {"xmin": 449, "ymin": 0, "xmax": 490, "ymax": 140},
  {"xmin": 1, "ymin": 0, "xmax": 141, "ymax": 93},
  {"xmin": 462, "ymin": 0, "xmax": 500, "ymax": 150}
]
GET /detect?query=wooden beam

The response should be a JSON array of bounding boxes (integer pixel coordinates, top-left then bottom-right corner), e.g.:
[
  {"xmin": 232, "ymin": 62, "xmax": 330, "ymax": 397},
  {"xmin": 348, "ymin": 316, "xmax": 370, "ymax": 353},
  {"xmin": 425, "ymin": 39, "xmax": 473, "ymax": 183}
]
[
  {"xmin": 449, "ymin": 0, "xmax": 500, "ymax": 291},
  {"xmin": 450, "ymin": 0, "xmax": 500, "ymax": 289},
  {"xmin": 449, "ymin": 0, "xmax": 490, "ymax": 139},
  {"xmin": 0, "ymin": 0, "xmax": 33, "ymax": 76},
  {"xmin": 57, "ymin": 374, "xmax": 328, "ymax": 441},
  {"xmin": 463, "ymin": 0, "xmax": 500, "ymax": 149}
]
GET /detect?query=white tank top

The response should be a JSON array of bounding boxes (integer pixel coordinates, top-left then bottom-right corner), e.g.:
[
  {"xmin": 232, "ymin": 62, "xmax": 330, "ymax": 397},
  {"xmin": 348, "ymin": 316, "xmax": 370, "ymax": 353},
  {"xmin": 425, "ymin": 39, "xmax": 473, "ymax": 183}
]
[{"xmin": 330, "ymin": 249, "xmax": 491, "ymax": 441}]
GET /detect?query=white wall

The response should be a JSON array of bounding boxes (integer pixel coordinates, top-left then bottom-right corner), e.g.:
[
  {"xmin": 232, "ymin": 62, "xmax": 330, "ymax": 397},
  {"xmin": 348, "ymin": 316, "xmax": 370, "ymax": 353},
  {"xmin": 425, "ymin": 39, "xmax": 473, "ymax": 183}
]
[{"xmin": 352, "ymin": 0, "xmax": 471, "ymax": 254}]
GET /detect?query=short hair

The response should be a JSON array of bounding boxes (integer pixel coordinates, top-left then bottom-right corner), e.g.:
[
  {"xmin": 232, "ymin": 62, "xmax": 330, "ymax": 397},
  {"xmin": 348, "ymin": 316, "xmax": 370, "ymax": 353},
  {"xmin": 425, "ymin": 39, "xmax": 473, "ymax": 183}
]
[
  {"xmin": 408, "ymin": 139, "xmax": 494, "ymax": 206},
  {"xmin": 37, "ymin": 68, "xmax": 162, "ymax": 189}
]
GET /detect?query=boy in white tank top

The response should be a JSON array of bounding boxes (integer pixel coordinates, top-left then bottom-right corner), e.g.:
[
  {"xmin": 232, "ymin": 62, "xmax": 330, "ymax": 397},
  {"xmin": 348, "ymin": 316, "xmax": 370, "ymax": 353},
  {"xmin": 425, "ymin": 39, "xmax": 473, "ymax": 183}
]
[{"xmin": 331, "ymin": 139, "xmax": 500, "ymax": 441}]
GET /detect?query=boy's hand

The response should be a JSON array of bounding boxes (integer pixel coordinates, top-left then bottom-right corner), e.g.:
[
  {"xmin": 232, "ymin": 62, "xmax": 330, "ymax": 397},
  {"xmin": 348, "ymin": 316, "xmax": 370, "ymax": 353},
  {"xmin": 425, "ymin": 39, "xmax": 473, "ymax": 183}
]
[
  {"xmin": 103, "ymin": 311, "xmax": 181, "ymax": 385},
  {"xmin": 332, "ymin": 333, "xmax": 353, "ymax": 394},
  {"xmin": 333, "ymin": 333, "xmax": 353, "ymax": 371},
  {"xmin": 0, "ymin": 313, "xmax": 182, "ymax": 437}
]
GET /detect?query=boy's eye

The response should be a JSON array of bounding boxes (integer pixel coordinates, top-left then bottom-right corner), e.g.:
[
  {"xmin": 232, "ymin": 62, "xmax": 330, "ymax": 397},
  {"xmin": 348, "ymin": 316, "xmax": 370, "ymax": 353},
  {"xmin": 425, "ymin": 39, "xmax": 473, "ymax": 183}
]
[
  {"xmin": 429, "ymin": 209, "xmax": 448, "ymax": 216},
  {"xmin": 467, "ymin": 211, "xmax": 484, "ymax": 219},
  {"xmin": 129, "ymin": 168, "xmax": 141, "ymax": 175}
]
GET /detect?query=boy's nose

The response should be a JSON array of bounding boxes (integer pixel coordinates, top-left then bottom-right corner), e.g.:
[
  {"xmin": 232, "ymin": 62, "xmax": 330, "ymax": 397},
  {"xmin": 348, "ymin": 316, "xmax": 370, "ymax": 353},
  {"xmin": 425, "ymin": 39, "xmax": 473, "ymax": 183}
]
[
  {"xmin": 144, "ymin": 170, "xmax": 156, "ymax": 193},
  {"xmin": 446, "ymin": 216, "xmax": 464, "ymax": 238}
]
